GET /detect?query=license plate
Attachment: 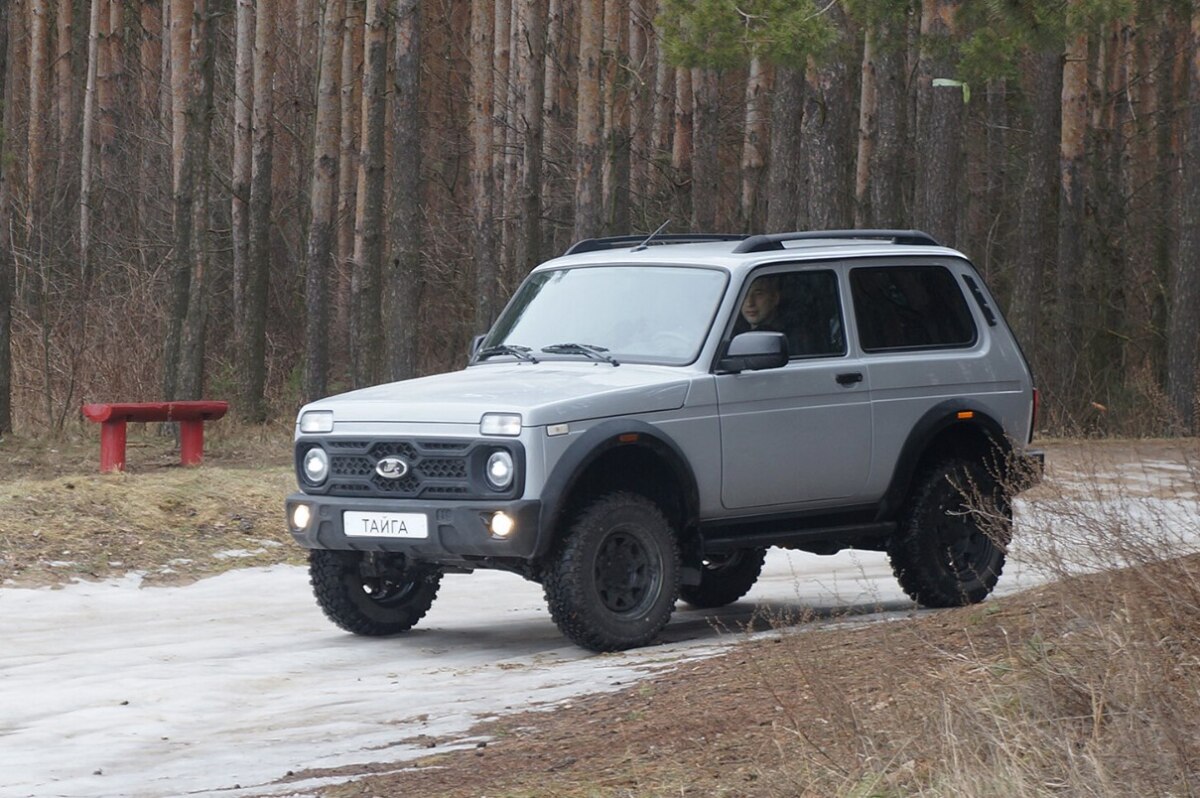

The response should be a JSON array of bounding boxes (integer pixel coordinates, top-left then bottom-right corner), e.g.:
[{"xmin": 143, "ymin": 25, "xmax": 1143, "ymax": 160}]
[{"xmin": 343, "ymin": 511, "xmax": 428, "ymax": 539}]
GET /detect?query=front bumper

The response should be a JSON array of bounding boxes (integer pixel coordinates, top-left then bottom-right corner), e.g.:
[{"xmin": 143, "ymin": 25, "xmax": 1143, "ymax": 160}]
[{"xmin": 286, "ymin": 492, "xmax": 543, "ymax": 560}]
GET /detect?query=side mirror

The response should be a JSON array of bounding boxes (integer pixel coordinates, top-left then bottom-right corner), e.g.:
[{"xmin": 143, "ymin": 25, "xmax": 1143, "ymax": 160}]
[
  {"xmin": 718, "ymin": 331, "xmax": 788, "ymax": 374},
  {"xmin": 469, "ymin": 334, "xmax": 486, "ymax": 359}
]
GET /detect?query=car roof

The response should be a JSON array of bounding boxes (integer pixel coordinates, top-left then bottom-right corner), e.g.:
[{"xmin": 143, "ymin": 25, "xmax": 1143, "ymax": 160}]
[{"xmin": 533, "ymin": 237, "xmax": 968, "ymax": 279}]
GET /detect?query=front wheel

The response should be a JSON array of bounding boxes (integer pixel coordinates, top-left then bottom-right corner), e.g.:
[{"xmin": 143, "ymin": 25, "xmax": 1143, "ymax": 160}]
[
  {"xmin": 889, "ymin": 459, "xmax": 1011, "ymax": 608},
  {"xmin": 679, "ymin": 548, "xmax": 766, "ymax": 609},
  {"xmin": 543, "ymin": 492, "xmax": 680, "ymax": 652},
  {"xmin": 309, "ymin": 549, "xmax": 442, "ymax": 636}
]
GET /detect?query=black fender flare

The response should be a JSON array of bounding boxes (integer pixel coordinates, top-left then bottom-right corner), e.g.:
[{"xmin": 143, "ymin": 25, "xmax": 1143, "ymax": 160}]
[
  {"xmin": 534, "ymin": 419, "xmax": 700, "ymax": 558},
  {"xmin": 877, "ymin": 399, "xmax": 1010, "ymax": 521}
]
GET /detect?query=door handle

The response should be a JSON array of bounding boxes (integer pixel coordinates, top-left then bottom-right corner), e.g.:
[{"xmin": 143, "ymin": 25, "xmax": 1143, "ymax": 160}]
[{"xmin": 836, "ymin": 372, "xmax": 863, "ymax": 386}]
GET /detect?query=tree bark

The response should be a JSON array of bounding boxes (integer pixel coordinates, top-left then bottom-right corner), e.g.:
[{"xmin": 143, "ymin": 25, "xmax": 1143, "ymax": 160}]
[
  {"xmin": 1056, "ymin": 29, "xmax": 1087, "ymax": 404},
  {"xmin": 515, "ymin": 0, "xmax": 546, "ymax": 274},
  {"xmin": 334, "ymin": 7, "xmax": 361, "ymax": 377},
  {"xmin": 80, "ymin": 0, "xmax": 102, "ymax": 284},
  {"xmin": 690, "ymin": 67, "xmax": 718, "ymax": 230},
  {"xmin": 239, "ymin": 0, "xmax": 275, "ymax": 418},
  {"xmin": 1168, "ymin": 12, "xmax": 1200, "ymax": 431},
  {"xmin": 386, "ymin": 0, "xmax": 421, "ymax": 381},
  {"xmin": 27, "ymin": 0, "xmax": 50, "ymax": 244},
  {"xmin": 913, "ymin": 0, "xmax": 964, "ymax": 247},
  {"xmin": 803, "ymin": 44, "xmax": 856, "ymax": 231},
  {"xmin": 231, "ymin": 0, "xmax": 253, "ymax": 347},
  {"xmin": 670, "ymin": 66, "xmax": 692, "ymax": 228},
  {"xmin": 162, "ymin": 0, "xmax": 192, "ymax": 402},
  {"xmin": 628, "ymin": 0, "xmax": 652, "ymax": 201},
  {"xmin": 1009, "ymin": 49, "xmax": 1062, "ymax": 352},
  {"xmin": 55, "ymin": 0, "xmax": 73, "ymax": 148},
  {"xmin": 854, "ymin": 30, "xmax": 876, "ymax": 227},
  {"xmin": 601, "ymin": 0, "xmax": 629, "ymax": 232},
  {"xmin": 741, "ymin": 57, "xmax": 769, "ymax": 231},
  {"xmin": 0, "ymin": 4, "xmax": 13, "ymax": 433},
  {"xmin": 175, "ymin": 0, "xmax": 223, "ymax": 402},
  {"xmin": 471, "ymin": 0, "xmax": 497, "ymax": 328},
  {"xmin": 303, "ymin": 0, "xmax": 342, "ymax": 402},
  {"xmin": 867, "ymin": 14, "xmax": 907, "ymax": 228},
  {"xmin": 766, "ymin": 66, "xmax": 804, "ymax": 233},
  {"xmin": 573, "ymin": 0, "xmax": 603, "ymax": 240},
  {"xmin": 350, "ymin": 0, "xmax": 388, "ymax": 388}
]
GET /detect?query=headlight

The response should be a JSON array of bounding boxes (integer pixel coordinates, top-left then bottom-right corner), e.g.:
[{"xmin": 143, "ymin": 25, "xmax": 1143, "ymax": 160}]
[
  {"xmin": 480, "ymin": 412, "xmax": 522, "ymax": 436},
  {"xmin": 486, "ymin": 450, "xmax": 514, "ymax": 490},
  {"xmin": 299, "ymin": 410, "xmax": 334, "ymax": 433},
  {"xmin": 303, "ymin": 447, "xmax": 330, "ymax": 484}
]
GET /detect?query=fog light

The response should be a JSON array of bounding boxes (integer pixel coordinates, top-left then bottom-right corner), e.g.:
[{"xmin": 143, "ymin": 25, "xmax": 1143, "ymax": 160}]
[
  {"xmin": 291, "ymin": 503, "xmax": 312, "ymax": 530},
  {"xmin": 490, "ymin": 511, "xmax": 515, "ymax": 538}
]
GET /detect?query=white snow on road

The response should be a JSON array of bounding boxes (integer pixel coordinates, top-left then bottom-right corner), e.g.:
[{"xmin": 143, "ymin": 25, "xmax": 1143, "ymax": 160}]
[{"xmin": 2, "ymin": 453, "xmax": 1197, "ymax": 798}]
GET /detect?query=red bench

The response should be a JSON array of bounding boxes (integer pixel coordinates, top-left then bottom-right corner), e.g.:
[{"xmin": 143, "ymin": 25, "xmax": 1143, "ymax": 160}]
[{"xmin": 81, "ymin": 401, "xmax": 230, "ymax": 473}]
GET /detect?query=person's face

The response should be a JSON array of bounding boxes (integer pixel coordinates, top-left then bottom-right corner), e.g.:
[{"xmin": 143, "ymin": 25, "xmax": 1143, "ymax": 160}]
[{"xmin": 741, "ymin": 280, "xmax": 780, "ymax": 326}]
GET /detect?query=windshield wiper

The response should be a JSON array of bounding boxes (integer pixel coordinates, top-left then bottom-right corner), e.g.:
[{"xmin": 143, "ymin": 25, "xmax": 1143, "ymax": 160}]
[
  {"xmin": 476, "ymin": 344, "xmax": 539, "ymax": 363},
  {"xmin": 541, "ymin": 343, "xmax": 620, "ymax": 366}
]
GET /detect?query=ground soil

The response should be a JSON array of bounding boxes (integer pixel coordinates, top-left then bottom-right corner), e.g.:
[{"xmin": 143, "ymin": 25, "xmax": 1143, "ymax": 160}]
[{"xmin": 4, "ymin": 434, "xmax": 1197, "ymax": 796}]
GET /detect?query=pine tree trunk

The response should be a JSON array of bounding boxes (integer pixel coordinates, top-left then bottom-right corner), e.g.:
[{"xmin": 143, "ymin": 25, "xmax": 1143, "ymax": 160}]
[
  {"xmin": 334, "ymin": 8, "xmax": 361, "ymax": 377},
  {"xmin": 914, "ymin": 0, "xmax": 964, "ymax": 247},
  {"xmin": 1056, "ymin": 28, "xmax": 1087, "ymax": 404},
  {"xmin": 868, "ymin": 15, "xmax": 907, "ymax": 228},
  {"xmin": 162, "ymin": 0, "xmax": 192, "ymax": 402},
  {"xmin": 855, "ymin": 30, "xmax": 876, "ymax": 227},
  {"xmin": 303, "ymin": 0, "xmax": 342, "ymax": 402},
  {"xmin": 471, "ymin": 0, "xmax": 497, "ymax": 328},
  {"xmin": 740, "ymin": 57, "xmax": 769, "ymax": 231},
  {"xmin": 515, "ymin": 0, "xmax": 546, "ymax": 273},
  {"xmin": 1009, "ymin": 49, "xmax": 1062, "ymax": 352},
  {"xmin": 386, "ymin": 0, "xmax": 421, "ymax": 381},
  {"xmin": 0, "ymin": 4, "xmax": 13, "ymax": 433},
  {"xmin": 80, "ymin": 0, "xmax": 101, "ymax": 284},
  {"xmin": 628, "ymin": 0, "xmax": 652, "ymax": 203},
  {"xmin": 1168, "ymin": 12, "xmax": 1200, "ymax": 431},
  {"xmin": 766, "ymin": 66, "xmax": 804, "ymax": 233},
  {"xmin": 803, "ymin": 46, "xmax": 855, "ymax": 231},
  {"xmin": 690, "ymin": 67, "xmax": 718, "ymax": 230},
  {"xmin": 55, "ymin": 0, "xmax": 73, "ymax": 147},
  {"xmin": 27, "ymin": 0, "xmax": 50, "ymax": 247},
  {"xmin": 601, "ymin": 0, "xmax": 629, "ymax": 232},
  {"xmin": 350, "ymin": 0, "xmax": 388, "ymax": 388},
  {"xmin": 176, "ymin": 0, "xmax": 223, "ymax": 402},
  {"xmin": 574, "ymin": 0, "xmax": 603, "ymax": 240},
  {"xmin": 231, "ymin": 0, "xmax": 253, "ymax": 347},
  {"xmin": 239, "ymin": 0, "xmax": 275, "ymax": 419},
  {"xmin": 670, "ymin": 66, "xmax": 692, "ymax": 227}
]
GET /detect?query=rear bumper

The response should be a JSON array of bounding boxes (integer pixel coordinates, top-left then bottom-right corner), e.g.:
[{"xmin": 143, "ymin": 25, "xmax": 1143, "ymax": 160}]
[{"xmin": 286, "ymin": 492, "xmax": 543, "ymax": 561}]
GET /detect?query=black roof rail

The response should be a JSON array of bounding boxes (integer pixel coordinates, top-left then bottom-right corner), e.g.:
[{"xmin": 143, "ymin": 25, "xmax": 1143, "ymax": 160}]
[
  {"xmin": 564, "ymin": 233, "xmax": 748, "ymax": 255},
  {"xmin": 731, "ymin": 229, "xmax": 942, "ymax": 254}
]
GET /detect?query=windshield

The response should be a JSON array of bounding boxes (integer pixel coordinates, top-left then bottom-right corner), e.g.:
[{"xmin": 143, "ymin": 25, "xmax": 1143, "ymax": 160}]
[{"xmin": 482, "ymin": 265, "xmax": 729, "ymax": 365}]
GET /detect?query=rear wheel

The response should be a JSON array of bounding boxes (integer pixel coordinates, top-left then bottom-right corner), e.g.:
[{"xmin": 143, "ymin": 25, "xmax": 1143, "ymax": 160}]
[
  {"xmin": 889, "ymin": 459, "xmax": 1010, "ymax": 608},
  {"xmin": 543, "ymin": 492, "xmax": 680, "ymax": 652},
  {"xmin": 679, "ymin": 548, "xmax": 766, "ymax": 609},
  {"xmin": 309, "ymin": 550, "xmax": 442, "ymax": 636}
]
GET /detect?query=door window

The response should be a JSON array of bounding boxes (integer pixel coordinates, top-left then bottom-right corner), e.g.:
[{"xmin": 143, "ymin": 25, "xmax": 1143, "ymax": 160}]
[{"xmin": 849, "ymin": 265, "xmax": 977, "ymax": 352}]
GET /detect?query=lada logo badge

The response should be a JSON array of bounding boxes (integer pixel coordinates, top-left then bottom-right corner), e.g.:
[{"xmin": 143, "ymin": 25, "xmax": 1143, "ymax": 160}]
[{"xmin": 375, "ymin": 456, "xmax": 410, "ymax": 479}]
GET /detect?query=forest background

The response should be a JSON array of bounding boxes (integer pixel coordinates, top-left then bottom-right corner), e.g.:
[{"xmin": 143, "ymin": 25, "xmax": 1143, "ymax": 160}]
[{"xmin": 0, "ymin": 0, "xmax": 1197, "ymax": 438}]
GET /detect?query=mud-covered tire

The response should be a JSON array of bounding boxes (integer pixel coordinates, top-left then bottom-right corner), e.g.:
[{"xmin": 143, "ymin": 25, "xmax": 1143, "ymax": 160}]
[
  {"xmin": 543, "ymin": 492, "xmax": 680, "ymax": 652},
  {"xmin": 309, "ymin": 549, "xmax": 442, "ymax": 636},
  {"xmin": 679, "ymin": 548, "xmax": 766, "ymax": 609},
  {"xmin": 889, "ymin": 458, "xmax": 1011, "ymax": 608}
]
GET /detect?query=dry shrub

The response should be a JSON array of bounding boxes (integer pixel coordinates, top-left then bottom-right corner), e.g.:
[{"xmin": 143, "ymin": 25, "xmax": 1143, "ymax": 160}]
[{"xmin": 755, "ymin": 441, "xmax": 1200, "ymax": 797}]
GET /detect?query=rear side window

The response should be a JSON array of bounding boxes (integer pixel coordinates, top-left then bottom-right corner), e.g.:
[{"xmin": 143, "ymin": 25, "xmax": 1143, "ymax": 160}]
[{"xmin": 850, "ymin": 265, "xmax": 977, "ymax": 352}]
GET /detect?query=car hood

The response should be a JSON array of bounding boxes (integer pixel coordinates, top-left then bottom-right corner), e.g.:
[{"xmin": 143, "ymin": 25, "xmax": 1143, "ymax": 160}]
[{"xmin": 300, "ymin": 362, "xmax": 693, "ymax": 428}]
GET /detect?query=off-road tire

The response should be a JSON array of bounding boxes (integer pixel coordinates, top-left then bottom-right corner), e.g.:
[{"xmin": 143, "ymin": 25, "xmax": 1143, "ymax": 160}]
[
  {"xmin": 889, "ymin": 458, "xmax": 1011, "ymax": 608},
  {"xmin": 543, "ymin": 492, "xmax": 680, "ymax": 652},
  {"xmin": 309, "ymin": 549, "xmax": 442, "ymax": 636},
  {"xmin": 679, "ymin": 548, "xmax": 766, "ymax": 609}
]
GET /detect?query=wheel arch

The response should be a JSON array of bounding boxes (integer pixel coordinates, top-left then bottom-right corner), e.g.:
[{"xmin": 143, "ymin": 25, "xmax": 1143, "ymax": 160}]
[
  {"xmin": 535, "ymin": 420, "xmax": 700, "ymax": 559},
  {"xmin": 877, "ymin": 400, "xmax": 1013, "ymax": 522}
]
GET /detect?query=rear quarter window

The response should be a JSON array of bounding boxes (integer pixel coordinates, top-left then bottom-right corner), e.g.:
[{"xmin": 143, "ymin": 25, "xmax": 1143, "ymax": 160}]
[{"xmin": 850, "ymin": 264, "xmax": 977, "ymax": 352}]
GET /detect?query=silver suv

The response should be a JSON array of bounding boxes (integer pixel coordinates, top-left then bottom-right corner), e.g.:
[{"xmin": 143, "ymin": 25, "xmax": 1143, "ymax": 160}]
[{"xmin": 286, "ymin": 230, "xmax": 1043, "ymax": 651}]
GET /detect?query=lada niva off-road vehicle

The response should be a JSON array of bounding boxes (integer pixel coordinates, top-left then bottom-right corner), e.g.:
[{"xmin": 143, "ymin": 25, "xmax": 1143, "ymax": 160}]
[{"xmin": 286, "ymin": 229, "xmax": 1044, "ymax": 651}]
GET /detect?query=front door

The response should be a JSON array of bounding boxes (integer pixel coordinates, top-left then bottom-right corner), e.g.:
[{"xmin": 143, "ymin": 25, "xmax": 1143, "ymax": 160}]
[{"xmin": 716, "ymin": 268, "xmax": 873, "ymax": 510}]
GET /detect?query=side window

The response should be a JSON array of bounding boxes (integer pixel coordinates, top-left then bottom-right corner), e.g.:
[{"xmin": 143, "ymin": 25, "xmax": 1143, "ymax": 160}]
[
  {"xmin": 733, "ymin": 270, "xmax": 846, "ymax": 358},
  {"xmin": 849, "ymin": 265, "xmax": 977, "ymax": 352}
]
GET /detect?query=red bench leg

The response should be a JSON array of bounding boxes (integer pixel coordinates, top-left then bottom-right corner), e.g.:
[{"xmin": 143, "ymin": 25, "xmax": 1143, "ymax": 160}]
[
  {"xmin": 99, "ymin": 420, "xmax": 127, "ymax": 473},
  {"xmin": 179, "ymin": 419, "xmax": 205, "ymax": 466}
]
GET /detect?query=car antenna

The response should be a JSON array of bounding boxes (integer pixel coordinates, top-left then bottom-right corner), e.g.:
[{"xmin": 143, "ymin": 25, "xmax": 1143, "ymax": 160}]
[{"xmin": 631, "ymin": 220, "xmax": 671, "ymax": 252}]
